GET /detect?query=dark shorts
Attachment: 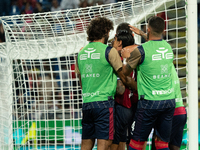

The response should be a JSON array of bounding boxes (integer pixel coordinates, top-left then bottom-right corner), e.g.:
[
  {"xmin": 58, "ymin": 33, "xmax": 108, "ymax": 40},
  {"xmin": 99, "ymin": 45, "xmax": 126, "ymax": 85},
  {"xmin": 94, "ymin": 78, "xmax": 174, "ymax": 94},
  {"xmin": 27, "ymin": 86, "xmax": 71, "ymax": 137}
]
[
  {"xmin": 82, "ymin": 107, "xmax": 114, "ymax": 140},
  {"xmin": 169, "ymin": 113, "xmax": 187, "ymax": 147},
  {"xmin": 131, "ymin": 99, "xmax": 175, "ymax": 142},
  {"xmin": 113, "ymin": 102, "xmax": 137, "ymax": 144}
]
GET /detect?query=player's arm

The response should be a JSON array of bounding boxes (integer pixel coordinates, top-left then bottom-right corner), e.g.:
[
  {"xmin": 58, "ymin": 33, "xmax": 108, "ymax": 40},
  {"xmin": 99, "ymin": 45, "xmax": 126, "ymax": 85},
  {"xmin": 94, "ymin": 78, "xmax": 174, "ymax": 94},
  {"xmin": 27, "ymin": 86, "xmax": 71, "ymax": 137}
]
[
  {"xmin": 108, "ymin": 47, "xmax": 137, "ymax": 91},
  {"xmin": 75, "ymin": 48, "xmax": 84, "ymax": 88},
  {"xmin": 75, "ymin": 57, "xmax": 82, "ymax": 89},
  {"xmin": 116, "ymin": 79, "xmax": 125, "ymax": 95},
  {"xmin": 127, "ymin": 76, "xmax": 137, "ymax": 90},
  {"xmin": 122, "ymin": 47, "xmax": 142, "ymax": 76},
  {"xmin": 129, "ymin": 25, "xmax": 148, "ymax": 41},
  {"xmin": 116, "ymin": 68, "xmax": 137, "ymax": 91}
]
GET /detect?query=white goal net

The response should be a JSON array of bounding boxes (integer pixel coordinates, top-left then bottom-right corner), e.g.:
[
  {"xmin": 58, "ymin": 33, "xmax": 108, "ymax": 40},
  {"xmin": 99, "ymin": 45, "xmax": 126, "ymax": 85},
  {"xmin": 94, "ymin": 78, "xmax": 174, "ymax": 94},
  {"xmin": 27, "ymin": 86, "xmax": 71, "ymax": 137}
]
[{"xmin": 0, "ymin": 0, "xmax": 188, "ymax": 149}]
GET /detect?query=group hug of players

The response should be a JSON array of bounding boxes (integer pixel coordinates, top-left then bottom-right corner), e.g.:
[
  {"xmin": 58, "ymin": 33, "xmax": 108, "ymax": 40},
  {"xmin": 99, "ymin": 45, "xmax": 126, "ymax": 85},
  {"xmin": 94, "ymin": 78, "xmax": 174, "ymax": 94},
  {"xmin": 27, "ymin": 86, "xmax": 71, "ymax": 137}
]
[{"xmin": 75, "ymin": 16, "xmax": 187, "ymax": 150}]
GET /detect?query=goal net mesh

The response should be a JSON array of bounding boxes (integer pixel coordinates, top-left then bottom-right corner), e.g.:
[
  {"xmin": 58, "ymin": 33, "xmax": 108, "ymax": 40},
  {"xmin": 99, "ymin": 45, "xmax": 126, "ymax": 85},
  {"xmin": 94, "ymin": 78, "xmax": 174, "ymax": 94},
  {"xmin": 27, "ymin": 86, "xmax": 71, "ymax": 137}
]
[{"xmin": 0, "ymin": 0, "xmax": 188, "ymax": 149}]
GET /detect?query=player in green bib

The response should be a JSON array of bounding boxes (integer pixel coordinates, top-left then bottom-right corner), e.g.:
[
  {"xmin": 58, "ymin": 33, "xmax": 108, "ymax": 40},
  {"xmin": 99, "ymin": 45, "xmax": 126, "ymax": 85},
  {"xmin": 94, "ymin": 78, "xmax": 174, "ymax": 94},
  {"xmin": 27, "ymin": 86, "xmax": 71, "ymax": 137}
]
[
  {"xmin": 166, "ymin": 66, "xmax": 187, "ymax": 150},
  {"xmin": 150, "ymin": 66, "xmax": 187, "ymax": 150},
  {"xmin": 75, "ymin": 17, "xmax": 136, "ymax": 150},
  {"xmin": 169, "ymin": 66, "xmax": 187, "ymax": 150},
  {"xmin": 122, "ymin": 16, "xmax": 176, "ymax": 150},
  {"xmin": 123, "ymin": 21, "xmax": 187, "ymax": 150}
]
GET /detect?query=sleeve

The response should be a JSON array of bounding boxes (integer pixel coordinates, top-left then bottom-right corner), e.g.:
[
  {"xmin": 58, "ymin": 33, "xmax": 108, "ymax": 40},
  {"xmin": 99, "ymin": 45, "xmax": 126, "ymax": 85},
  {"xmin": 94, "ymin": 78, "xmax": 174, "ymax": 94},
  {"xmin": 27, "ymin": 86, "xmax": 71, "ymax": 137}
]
[
  {"xmin": 127, "ymin": 47, "xmax": 142, "ymax": 69},
  {"xmin": 108, "ymin": 47, "xmax": 123, "ymax": 72}
]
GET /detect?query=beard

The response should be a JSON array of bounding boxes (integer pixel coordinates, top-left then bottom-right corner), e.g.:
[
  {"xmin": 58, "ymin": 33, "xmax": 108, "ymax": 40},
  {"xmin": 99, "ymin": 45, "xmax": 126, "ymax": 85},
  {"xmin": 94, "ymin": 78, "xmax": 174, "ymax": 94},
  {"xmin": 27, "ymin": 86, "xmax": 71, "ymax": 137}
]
[{"xmin": 104, "ymin": 34, "xmax": 109, "ymax": 44}]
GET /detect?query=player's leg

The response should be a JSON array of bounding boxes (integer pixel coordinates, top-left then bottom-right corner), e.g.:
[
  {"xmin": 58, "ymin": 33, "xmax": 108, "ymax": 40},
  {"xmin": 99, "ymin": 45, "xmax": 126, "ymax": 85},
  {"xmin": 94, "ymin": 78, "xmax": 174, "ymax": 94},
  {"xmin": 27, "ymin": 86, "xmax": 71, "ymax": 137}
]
[
  {"xmin": 97, "ymin": 139, "xmax": 113, "ymax": 150},
  {"xmin": 81, "ymin": 109, "xmax": 96, "ymax": 150},
  {"xmin": 151, "ymin": 132, "xmax": 156, "ymax": 150},
  {"xmin": 154, "ymin": 107, "xmax": 175, "ymax": 150},
  {"xmin": 81, "ymin": 139, "xmax": 95, "ymax": 150},
  {"xmin": 129, "ymin": 99, "xmax": 175, "ymax": 150},
  {"xmin": 95, "ymin": 106, "xmax": 115, "ymax": 150},
  {"xmin": 111, "ymin": 103, "xmax": 133, "ymax": 150},
  {"xmin": 169, "ymin": 113, "xmax": 187, "ymax": 150},
  {"xmin": 126, "ymin": 102, "xmax": 137, "ymax": 150},
  {"xmin": 111, "ymin": 103, "xmax": 123, "ymax": 150},
  {"xmin": 129, "ymin": 107, "xmax": 157, "ymax": 149},
  {"xmin": 169, "ymin": 145, "xmax": 180, "ymax": 150},
  {"xmin": 142, "ymin": 142, "xmax": 147, "ymax": 150},
  {"xmin": 151, "ymin": 113, "xmax": 187, "ymax": 150},
  {"xmin": 118, "ymin": 142, "xmax": 126, "ymax": 150}
]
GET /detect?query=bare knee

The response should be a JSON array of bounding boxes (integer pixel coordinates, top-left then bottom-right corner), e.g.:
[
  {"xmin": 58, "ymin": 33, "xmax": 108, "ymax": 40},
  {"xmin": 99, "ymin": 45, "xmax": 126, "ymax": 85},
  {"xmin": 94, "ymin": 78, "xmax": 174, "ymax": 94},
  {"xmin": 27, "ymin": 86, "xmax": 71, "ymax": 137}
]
[
  {"xmin": 97, "ymin": 139, "xmax": 113, "ymax": 150},
  {"xmin": 81, "ymin": 139, "xmax": 95, "ymax": 150},
  {"xmin": 169, "ymin": 144, "xmax": 180, "ymax": 150}
]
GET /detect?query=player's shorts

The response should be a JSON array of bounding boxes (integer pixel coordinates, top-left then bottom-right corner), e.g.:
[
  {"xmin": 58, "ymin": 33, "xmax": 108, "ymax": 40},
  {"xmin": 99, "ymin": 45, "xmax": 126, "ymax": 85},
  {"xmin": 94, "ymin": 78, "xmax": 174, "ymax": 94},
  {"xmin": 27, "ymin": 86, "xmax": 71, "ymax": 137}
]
[
  {"xmin": 82, "ymin": 103, "xmax": 114, "ymax": 140},
  {"xmin": 126, "ymin": 102, "xmax": 137, "ymax": 144},
  {"xmin": 131, "ymin": 99, "xmax": 175, "ymax": 142},
  {"xmin": 169, "ymin": 112, "xmax": 187, "ymax": 147},
  {"xmin": 113, "ymin": 102, "xmax": 137, "ymax": 144}
]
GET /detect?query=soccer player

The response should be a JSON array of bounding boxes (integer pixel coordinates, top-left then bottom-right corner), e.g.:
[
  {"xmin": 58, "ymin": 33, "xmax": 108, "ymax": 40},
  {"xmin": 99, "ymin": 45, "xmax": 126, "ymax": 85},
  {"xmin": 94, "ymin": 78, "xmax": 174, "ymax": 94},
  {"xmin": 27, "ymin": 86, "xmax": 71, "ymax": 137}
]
[
  {"xmin": 122, "ymin": 16, "xmax": 176, "ymax": 150},
  {"xmin": 126, "ymin": 24, "xmax": 187, "ymax": 150},
  {"xmin": 151, "ymin": 66, "xmax": 187, "ymax": 150},
  {"xmin": 168, "ymin": 66, "xmax": 187, "ymax": 150},
  {"xmin": 75, "ymin": 17, "xmax": 136, "ymax": 150},
  {"xmin": 110, "ymin": 22, "xmax": 138, "ymax": 150}
]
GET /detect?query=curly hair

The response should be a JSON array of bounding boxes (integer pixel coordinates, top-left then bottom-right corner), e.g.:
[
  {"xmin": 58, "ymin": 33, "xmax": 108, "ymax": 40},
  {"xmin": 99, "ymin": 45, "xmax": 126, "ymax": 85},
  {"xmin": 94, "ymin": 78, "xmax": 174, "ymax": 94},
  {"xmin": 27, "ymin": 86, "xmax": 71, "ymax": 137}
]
[{"xmin": 87, "ymin": 17, "xmax": 114, "ymax": 42}]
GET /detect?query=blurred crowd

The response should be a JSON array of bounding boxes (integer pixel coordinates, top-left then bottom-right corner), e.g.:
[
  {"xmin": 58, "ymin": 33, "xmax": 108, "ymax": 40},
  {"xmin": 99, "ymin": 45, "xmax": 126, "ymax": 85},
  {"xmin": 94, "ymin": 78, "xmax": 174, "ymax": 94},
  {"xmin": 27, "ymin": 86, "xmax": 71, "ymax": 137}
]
[
  {"xmin": 0, "ymin": 0, "xmax": 130, "ymax": 121},
  {"xmin": 12, "ymin": 55, "xmax": 82, "ymax": 120},
  {"xmin": 0, "ymin": 0, "xmax": 128, "ymax": 17}
]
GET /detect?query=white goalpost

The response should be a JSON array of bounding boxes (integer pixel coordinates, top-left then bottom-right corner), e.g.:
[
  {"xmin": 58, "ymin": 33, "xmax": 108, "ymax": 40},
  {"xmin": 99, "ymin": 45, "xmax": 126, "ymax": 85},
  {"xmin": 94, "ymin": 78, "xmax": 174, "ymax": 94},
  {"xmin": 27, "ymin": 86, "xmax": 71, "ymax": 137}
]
[
  {"xmin": 187, "ymin": 0, "xmax": 198, "ymax": 149},
  {"xmin": 0, "ymin": 0, "xmax": 196, "ymax": 149}
]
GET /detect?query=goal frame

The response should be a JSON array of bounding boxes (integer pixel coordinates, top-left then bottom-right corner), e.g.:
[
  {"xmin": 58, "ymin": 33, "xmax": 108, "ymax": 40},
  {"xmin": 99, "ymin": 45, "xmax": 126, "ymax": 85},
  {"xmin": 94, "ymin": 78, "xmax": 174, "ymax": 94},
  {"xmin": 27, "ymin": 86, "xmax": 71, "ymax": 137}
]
[
  {"xmin": 0, "ymin": 0, "xmax": 198, "ymax": 149},
  {"xmin": 187, "ymin": 0, "xmax": 198, "ymax": 149}
]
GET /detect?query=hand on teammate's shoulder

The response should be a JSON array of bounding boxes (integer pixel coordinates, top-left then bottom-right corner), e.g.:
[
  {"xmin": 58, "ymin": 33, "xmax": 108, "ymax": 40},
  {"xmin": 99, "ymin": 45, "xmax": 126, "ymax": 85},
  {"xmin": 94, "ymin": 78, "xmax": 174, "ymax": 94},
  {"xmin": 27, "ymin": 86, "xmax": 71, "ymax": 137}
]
[
  {"xmin": 121, "ymin": 47, "xmax": 131, "ymax": 58},
  {"xmin": 121, "ymin": 45, "xmax": 136, "ymax": 58}
]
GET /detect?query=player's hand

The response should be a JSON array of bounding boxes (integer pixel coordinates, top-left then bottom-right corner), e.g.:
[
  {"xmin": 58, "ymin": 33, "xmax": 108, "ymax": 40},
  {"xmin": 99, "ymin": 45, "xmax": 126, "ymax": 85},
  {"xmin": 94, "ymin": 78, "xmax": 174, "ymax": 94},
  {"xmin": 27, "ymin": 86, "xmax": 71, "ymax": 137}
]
[
  {"xmin": 126, "ymin": 76, "xmax": 137, "ymax": 91},
  {"xmin": 116, "ymin": 80, "xmax": 125, "ymax": 95},
  {"xmin": 129, "ymin": 25, "xmax": 147, "ymax": 38},
  {"xmin": 129, "ymin": 25, "xmax": 141, "ymax": 35},
  {"xmin": 121, "ymin": 47, "xmax": 131, "ymax": 58}
]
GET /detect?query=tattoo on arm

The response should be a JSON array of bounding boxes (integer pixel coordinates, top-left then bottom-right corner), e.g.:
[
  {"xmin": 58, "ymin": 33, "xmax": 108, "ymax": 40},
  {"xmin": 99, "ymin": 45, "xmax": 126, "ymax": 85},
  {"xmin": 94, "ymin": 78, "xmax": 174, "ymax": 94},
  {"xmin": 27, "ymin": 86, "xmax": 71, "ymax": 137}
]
[
  {"xmin": 117, "ymin": 67, "xmax": 122, "ymax": 72},
  {"xmin": 124, "ymin": 64, "xmax": 133, "ymax": 76},
  {"xmin": 139, "ymin": 30, "xmax": 148, "ymax": 41}
]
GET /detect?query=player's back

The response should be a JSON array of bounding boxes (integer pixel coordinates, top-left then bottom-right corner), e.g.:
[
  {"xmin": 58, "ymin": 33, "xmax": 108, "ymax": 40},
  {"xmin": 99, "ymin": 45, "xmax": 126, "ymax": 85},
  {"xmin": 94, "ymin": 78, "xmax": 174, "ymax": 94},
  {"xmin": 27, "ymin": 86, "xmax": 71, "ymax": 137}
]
[
  {"xmin": 137, "ymin": 40, "xmax": 175, "ymax": 101},
  {"xmin": 77, "ymin": 42, "xmax": 117, "ymax": 103}
]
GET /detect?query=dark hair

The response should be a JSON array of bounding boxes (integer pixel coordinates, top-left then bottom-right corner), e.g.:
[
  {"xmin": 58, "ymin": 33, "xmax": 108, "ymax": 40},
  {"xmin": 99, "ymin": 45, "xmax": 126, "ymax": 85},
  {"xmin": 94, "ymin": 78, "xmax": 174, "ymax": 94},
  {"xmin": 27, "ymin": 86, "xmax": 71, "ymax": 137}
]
[
  {"xmin": 116, "ymin": 30, "xmax": 135, "ymax": 48},
  {"xmin": 116, "ymin": 22, "xmax": 135, "ymax": 48},
  {"xmin": 87, "ymin": 17, "xmax": 113, "ymax": 42},
  {"xmin": 148, "ymin": 16, "xmax": 165, "ymax": 35},
  {"xmin": 116, "ymin": 22, "xmax": 132, "ymax": 35}
]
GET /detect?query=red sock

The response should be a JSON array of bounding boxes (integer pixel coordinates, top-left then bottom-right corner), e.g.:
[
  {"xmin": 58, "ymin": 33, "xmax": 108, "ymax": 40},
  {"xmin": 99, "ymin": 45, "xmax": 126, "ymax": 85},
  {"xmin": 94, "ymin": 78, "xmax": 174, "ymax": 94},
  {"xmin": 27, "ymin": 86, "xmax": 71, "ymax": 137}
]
[
  {"xmin": 129, "ymin": 139, "xmax": 145, "ymax": 150},
  {"xmin": 155, "ymin": 139, "xmax": 169, "ymax": 150}
]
